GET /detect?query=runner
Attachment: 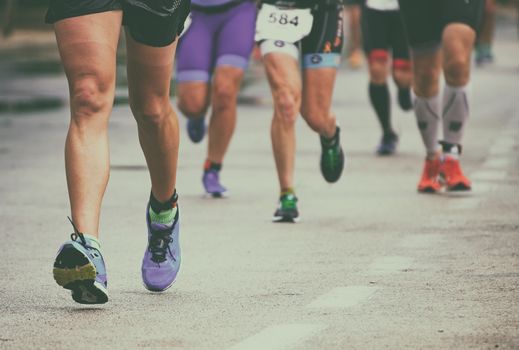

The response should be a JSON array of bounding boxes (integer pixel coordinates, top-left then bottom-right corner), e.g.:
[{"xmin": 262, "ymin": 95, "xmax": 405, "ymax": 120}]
[
  {"xmin": 361, "ymin": 0, "xmax": 412, "ymax": 155},
  {"xmin": 398, "ymin": 0, "xmax": 483, "ymax": 193},
  {"xmin": 344, "ymin": 0, "xmax": 364, "ymax": 68},
  {"xmin": 256, "ymin": 0, "xmax": 345, "ymax": 223},
  {"xmin": 176, "ymin": 0, "xmax": 256, "ymax": 197},
  {"xmin": 475, "ymin": 0, "xmax": 496, "ymax": 65},
  {"xmin": 47, "ymin": 0, "xmax": 190, "ymax": 303}
]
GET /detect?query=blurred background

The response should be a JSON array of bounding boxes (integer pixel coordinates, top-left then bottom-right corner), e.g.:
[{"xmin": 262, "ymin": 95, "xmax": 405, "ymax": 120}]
[{"xmin": 1, "ymin": 0, "xmax": 518, "ymax": 115}]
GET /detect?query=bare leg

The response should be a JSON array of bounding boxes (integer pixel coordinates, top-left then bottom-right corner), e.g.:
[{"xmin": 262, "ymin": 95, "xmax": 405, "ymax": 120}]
[
  {"xmin": 301, "ymin": 68, "xmax": 338, "ymax": 138},
  {"xmin": 207, "ymin": 66, "xmax": 244, "ymax": 164},
  {"xmin": 263, "ymin": 53, "xmax": 301, "ymax": 191},
  {"xmin": 56, "ymin": 12, "xmax": 122, "ymax": 237},
  {"xmin": 125, "ymin": 30, "xmax": 179, "ymax": 202},
  {"xmin": 177, "ymin": 82, "xmax": 210, "ymax": 119}
]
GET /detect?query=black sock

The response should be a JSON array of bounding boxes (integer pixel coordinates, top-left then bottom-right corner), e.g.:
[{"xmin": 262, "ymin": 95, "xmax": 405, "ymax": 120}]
[
  {"xmin": 149, "ymin": 190, "xmax": 178, "ymax": 214},
  {"xmin": 204, "ymin": 160, "xmax": 222, "ymax": 171},
  {"xmin": 398, "ymin": 87, "xmax": 412, "ymax": 111},
  {"xmin": 369, "ymin": 83, "xmax": 393, "ymax": 137}
]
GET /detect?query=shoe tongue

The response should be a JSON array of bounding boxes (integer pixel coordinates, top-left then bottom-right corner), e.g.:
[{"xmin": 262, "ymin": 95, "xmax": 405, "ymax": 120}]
[{"xmin": 83, "ymin": 234, "xmax": 101, "ymax": 250}]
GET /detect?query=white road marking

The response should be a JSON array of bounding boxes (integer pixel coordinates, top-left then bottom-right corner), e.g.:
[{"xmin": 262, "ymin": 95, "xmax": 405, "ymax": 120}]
[
  {"xmin": 471, "ymin": 169, "xmax": 508, "ymax": 182},
  {"xmin": 488, "ymin": 139, "xmax": 516, "ymax": 155},
  {"xmin": 367, "ymin": 256, "xmax": 414, "ymax": 275},
  {"xmin": 447, "ymin": 196, "xmax": 481, "ymax": 210},
  {"xmin": 227, "ymin": 324, "xmax": 327, "ymax": 350},
  {"xmin": 306, "ymin": 286, "xmax": 378, "ymax": 309},
  {"xmin": 399, "ymin": 234, "xmax": 443, "ymax": 248},
  {"xmin": 482, "ymin": 156, "xmax": 511, "ymax": 169}
]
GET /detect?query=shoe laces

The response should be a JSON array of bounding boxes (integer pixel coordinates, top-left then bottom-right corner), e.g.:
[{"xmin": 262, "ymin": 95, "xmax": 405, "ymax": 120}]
[
  {"xmin": 68, "ymin": 216, "xmax": 89, "ymax": 247},
  {"xmin": 443, "ymin": 157, "xmax": 464, "ymax": 178},
  {"xmin": 280, "ymin": 194, "xmax": 297, "ymax": 210},
  {"xmin": 148, "ymin": 226, "xmax": 175, "ymax": 264}
]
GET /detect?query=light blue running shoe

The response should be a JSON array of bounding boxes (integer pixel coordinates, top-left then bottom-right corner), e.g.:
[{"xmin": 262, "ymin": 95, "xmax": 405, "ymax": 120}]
[
  {"xmin": 142, "ymin": 199, "xmax": 181, "ymax": 292},
  {"xmin": 53, "ymin": 218, "xmax": 108, "ymax": 304}
]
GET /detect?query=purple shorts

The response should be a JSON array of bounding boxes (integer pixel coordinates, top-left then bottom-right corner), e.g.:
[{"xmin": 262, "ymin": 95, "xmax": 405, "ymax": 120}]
[{"xmin": 176, "ymin": 0, "xmax": 257, "ymax": 82}]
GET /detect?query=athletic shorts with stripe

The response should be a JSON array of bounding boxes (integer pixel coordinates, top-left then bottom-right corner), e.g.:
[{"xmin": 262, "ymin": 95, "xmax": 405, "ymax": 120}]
[
  {"xmin": 175, "ymin": 0, "xmax": 257, "ymax": 83},
  {"xmin": 45, "ymin": 0, "xmax": 191, "ymax": 47},
  {"xmin": 398, "ymin": 0, "xmax": 484, "ymax": 53},
  {"xmin": 258, "ymin": 2, "xmax": 345, "ymax": 69},
  {"xmin": 361, "ymin": 6, "xmax": 410, "ymax": 70}
]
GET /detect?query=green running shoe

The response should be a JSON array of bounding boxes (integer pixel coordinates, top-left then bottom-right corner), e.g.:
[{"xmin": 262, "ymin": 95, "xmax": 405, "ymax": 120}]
[
  {"xmin": 320, "ymin": 126, "xmax": 345, "ymax": 183},
  {"xmin": 272, "ymin": 192, "xmax": 299, "ymax": 223}
]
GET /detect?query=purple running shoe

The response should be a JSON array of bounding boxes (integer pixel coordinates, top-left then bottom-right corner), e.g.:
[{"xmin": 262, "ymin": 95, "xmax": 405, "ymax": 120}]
[
  {"xmin": 203, "ymin": 169, "xmax": 227, "ymax": 197},
  {"xmin": 141, "ymin": 203, "xmax": 181, "ymax": 292}
]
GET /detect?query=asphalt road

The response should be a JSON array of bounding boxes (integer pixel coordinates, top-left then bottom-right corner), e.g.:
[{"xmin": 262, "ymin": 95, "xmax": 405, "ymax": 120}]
[{"xmin": 0, "ymin": 24, "xmax": 518, "ymax": 350}]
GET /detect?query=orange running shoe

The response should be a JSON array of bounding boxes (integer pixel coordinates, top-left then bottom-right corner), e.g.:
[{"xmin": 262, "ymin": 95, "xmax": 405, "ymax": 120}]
[
  {"xmin": 417, "ymin": 157, "xmax": 442, "ymax": 193},
  {"xmin": 440, "ymin": 155, "xmax": 472, "ymax": 191}
]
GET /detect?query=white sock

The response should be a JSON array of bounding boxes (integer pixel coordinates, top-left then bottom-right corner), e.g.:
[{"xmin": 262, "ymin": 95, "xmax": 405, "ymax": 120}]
[
  {"xmin": 442, "ymin": 84, "xmax": 469, "ymax": 146},
  {"xmin": 414, "ymin": 94, "xmax": 441, "ymax": 156}
]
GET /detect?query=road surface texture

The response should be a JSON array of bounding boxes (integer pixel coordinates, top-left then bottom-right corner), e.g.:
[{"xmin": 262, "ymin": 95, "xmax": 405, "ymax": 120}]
[{"xmin": 1, "ymin": 20, "xmax": 518, "ymax": 350}]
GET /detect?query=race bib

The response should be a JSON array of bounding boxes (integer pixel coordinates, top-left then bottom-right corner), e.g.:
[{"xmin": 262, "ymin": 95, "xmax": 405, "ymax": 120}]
[{"xmin": 255, "ymin": 3, "xmax": 314, "ymax": 44}]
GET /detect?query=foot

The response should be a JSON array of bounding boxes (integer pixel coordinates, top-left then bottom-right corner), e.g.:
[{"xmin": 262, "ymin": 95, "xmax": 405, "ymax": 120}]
[
  {"xmin": 142, "ymin": 197, "xmax": 181, "ymax": 292},
  {"xmin": 272, "ymin": 192, "xmax": 299, "ymax": 223},
  {"xmin": 187, "ymin": 117, "xmax": 206, "ymax": 143},
  {"xmin": 320, "ymin": 126, "xmax": 345, "ymax": 183},
  {"xmin": 53, "ymin": 218, "xmax": 108, "ymax": 304},
  {"xmin": 440, "ymin": 154, "xmax": 472, "ymax": 191},
  {"xmin": 203, "ymin": 169, "xmax": 227, "ymax": 198},
  {"xmin": 376, "ymin": 133, "xmax": 399, "ymax": 156},
  {"xmin": 475, "ymin": 45, "xmax": 494, "ymax": 66},
  {"xmin": 417, "ymin": 157, "xmax": 442, "ymax": 193}
]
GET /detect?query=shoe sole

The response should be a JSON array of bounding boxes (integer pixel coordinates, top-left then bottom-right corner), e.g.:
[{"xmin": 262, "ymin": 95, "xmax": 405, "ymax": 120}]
[
  {"xmin": 272, "ymin": 215, "xmax": 300, "ymax": 223},
  {"xmin": 417, "ymin": 187, "xmax": 440, "ymax": 194},
  {"xmin": 53, "ymin": 244, "xmax": 108, "ymax": 304},
  {"xmin": 446, "ymin": 183, "xmax": 471, "ymax": 192},
  {"xmin": 204, "ymin": 191, "xmax": 228, "ymax": 199}
]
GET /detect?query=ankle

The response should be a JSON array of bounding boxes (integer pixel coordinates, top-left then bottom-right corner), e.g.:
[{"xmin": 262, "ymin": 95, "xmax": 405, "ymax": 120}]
[{"xmin": 204, "ymin": 159, "xmax": 222, "ymax": 172}]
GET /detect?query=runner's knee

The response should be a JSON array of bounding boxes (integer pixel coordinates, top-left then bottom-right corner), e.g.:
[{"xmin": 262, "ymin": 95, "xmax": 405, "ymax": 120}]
[
  {"xmin": 70, "ymin": 76, "xmax": 112, "ymax": 122},
  {"xmin": 443, "ymin": 55, "xmax": 470, "ymax": 86},
  {"xmin": 212, "ymin": 80, "xmax": 239, "ymax": 111},
  {"xmin": 177, "ymin": 89, "xmax": 208, "ymax": 117},
  {"xmin": 131, "ymin": 97, "xmax": 171, "ymax": 127}
]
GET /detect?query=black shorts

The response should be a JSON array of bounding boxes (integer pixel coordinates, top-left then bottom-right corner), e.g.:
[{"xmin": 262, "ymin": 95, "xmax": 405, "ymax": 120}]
[
  {"xmin": 302, "ymin": 3, "xmax": 344, "ymax": 56},
  {"xmin": 344, "ymin": 0, "xmax": 363, "ymax": 6},
  {"xmin": 398, "ymin": 0, "xmax": 484, "ymax": 52},
  {"xmin": 361, "ymin": 7, "xmax": 409, "ymax": 60},
  {"xmin": 45, "ymin": 0, "xmax": 191, "ymax": 47}
]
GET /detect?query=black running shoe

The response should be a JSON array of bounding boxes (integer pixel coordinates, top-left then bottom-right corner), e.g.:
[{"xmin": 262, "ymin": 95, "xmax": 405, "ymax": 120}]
[{"xmin": 320, "ymin": 126, "xmax": 345, "ymax": 183}]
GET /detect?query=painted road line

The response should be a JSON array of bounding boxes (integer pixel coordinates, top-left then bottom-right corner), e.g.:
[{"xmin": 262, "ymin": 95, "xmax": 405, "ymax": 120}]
[
  {"xmin": 399, "ymin": 234, "xmax": 443, "ymax": 248},
  {"xmin": 367, "ymin": 256, "xmax": 414, "ymax": 275},
  {"xmin": 227, "ymin": 324, "xmax": 327, "ymax": 350},
  {"xmin": 447, "ymin": 196, "xmax": 481, "ymax": 210},
  {"xmin": 306, "ymin": 286, "xmax": 378, "ymax": 309},
  {"xmin": 489, "ymin": 139, "xmax": 516, "ymax": 154},
  {"xmin": 471, "ymin": 169, "xmax": 508, "ymax": 182},
  {"xmin": 482, "ymin": 156, "xmax": 511, "ymax": 169}
]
